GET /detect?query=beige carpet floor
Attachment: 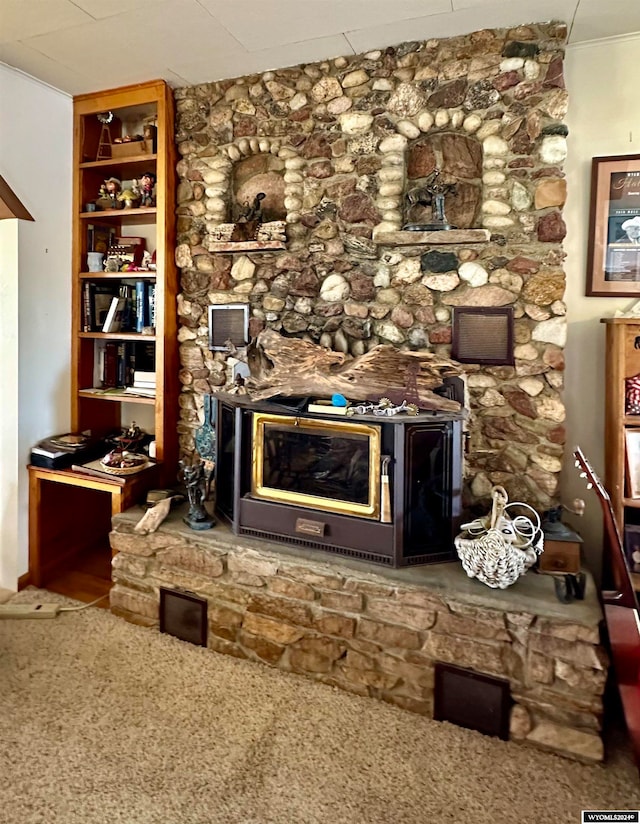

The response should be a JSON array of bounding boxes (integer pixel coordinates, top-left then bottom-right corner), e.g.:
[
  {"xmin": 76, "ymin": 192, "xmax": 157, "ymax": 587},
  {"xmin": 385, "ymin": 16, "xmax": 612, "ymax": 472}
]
[{"xmin": 0, "ymin": 589, "xmax": 638, "ymax": 824}]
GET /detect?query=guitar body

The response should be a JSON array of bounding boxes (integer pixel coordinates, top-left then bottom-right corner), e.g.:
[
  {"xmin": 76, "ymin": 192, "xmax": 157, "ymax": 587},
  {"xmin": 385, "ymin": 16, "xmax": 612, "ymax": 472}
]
[{"xmin": 575, "ymin": 447, "xmax": 640, "ymax": 769}]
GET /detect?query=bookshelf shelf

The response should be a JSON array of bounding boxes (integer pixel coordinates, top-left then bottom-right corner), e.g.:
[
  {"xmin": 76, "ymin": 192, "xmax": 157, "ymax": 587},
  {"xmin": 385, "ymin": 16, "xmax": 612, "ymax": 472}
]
[
  {"xmin": 79, "ymin": 153, "xmax": 158, "ymax": 176},
  {"xmin": 79, "ymin": 271, "xmax": 157, "ymax": 280},
  {"xmin": 80, "ymin": 207, "xmax": 157, "ymax": 222},
  {"xmin": 79, "ymin": 332, "xmax": 157, "ymax": 341},
  {"xmin": 78, "ymin": 389, "xmax": 156, "ymax": 405}
]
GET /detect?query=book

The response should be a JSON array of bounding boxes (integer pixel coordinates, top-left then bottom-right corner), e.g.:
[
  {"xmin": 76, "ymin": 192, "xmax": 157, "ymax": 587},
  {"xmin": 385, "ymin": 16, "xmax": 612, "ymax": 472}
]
[
  {"xmin": 133, "ymin": 370, "xmax": 156, "ymax": 384},
  {"xmin": 103, "ymin": 341, "xmax": 119, "ymax": 387},
  {"xmin": 307, "ymin": 402, "xmax": 351, "ymax": 415},
  {"xmin": 90, "ymin": 283, "xmax": 119, "ymax": 330},
  {"xmin": 82, "ymin": 282, "xmax": 91, "ymax": 331},
  {"xmin": 133, "ymin": 340, "xmax": 155, "ymax": 372},
  {"xmin": 148, "ymin": 282, "xmax": 156, "ymax": 329},
  {"xmin": 118, "ymin": 283, "xmax": 135, "ymax": 332},
  {"xmin": 124, "ymin": 386, "xmax": 156, "ymax": 398},
  {"xmin": 102, "ymin": 296, "xmax": 127, "ymax": 333},
  {"xmin": 135, "ymin": 281, "xmax": 149, "ymax": 332}
]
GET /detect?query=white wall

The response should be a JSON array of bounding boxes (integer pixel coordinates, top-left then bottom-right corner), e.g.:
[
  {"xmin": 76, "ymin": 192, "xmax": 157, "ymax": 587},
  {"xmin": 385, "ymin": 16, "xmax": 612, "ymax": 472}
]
[
  {"xmin": 563, "ymin": 34, "xmax": 640, "ymax": 578},
  {"xmin": 0, "ymin": 64, "xmax": 71, "ymax": 588}
]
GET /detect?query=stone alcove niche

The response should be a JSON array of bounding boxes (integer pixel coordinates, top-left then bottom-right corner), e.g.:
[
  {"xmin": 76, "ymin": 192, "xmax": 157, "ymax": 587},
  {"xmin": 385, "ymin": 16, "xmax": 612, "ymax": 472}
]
[
  {"xmin": 371, "ymin": 113, "xmax": 528, "ymax": 241},
  {"xmin": 404, "ymin": 133, "xmax": 483, "ymax": 229},
  {"xmin": 205, "ymin": 136, "xmax": 304, "ymax": 251}
]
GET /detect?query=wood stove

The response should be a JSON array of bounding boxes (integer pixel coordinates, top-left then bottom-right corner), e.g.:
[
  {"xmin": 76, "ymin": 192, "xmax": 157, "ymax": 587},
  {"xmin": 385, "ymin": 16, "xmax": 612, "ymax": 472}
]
[{"xmin": 214, "ymin": 391, "xmax": 464, "ymax": 567}]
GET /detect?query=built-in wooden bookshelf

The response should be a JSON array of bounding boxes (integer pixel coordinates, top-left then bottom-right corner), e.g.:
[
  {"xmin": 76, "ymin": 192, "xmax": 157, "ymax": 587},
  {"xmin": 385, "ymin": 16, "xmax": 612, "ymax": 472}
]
[
  {"xmin": 70, "ymin": 80, "xmax": 177, "ymax": 474},
  {"xmin": 28, "ymin": 80, "xmax": 178, "ymax": 597}
]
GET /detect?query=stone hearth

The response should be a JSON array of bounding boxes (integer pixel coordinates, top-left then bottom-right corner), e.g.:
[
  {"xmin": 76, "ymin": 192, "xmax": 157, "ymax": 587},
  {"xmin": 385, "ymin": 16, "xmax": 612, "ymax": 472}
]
[{"xmin": 110, "ymin": 505, "xmax": 606, "ymax": 763}]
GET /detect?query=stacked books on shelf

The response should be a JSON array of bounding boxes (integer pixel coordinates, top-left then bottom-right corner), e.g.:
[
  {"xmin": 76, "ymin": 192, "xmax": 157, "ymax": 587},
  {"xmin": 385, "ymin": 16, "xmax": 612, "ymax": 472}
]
[
  {"xmin": 85, "ymin": 339, "xmax": 155, "ymax": 394},
  {"xmin": 81, "ymin": 279, "xmax": 156, "ymax": 333},
  {"xmin": 124, "ymin": 370, "xmax": 156, "ymax": 398}
]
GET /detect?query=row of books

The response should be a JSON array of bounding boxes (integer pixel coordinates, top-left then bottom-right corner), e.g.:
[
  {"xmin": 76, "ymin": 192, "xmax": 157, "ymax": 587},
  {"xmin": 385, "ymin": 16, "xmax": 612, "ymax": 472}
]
[
  {"xmin": 94, "ymin": 340, "xmax": 156, "ymax": 392},
  {"xmin": 82, "ymin": 280, "xmax": 156, "ymax": 333}
]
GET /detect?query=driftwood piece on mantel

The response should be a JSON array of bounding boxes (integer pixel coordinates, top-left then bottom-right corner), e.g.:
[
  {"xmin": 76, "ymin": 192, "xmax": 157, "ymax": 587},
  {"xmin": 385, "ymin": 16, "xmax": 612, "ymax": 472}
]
[{"xmin": 246, "ymin": 329, "xmax": 463, "ymax": 412}]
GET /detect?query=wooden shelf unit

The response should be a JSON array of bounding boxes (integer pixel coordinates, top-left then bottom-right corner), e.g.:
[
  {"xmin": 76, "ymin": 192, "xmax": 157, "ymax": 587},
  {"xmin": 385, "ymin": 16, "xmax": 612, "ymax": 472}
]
[
  {"xmin": 28, "ymin": 80, "xmax": 178, "ymax": 595},
  {"xmin": 71, "ymin": 79, "xmax": 178, "ymax": 482},
  {"xmin": 602, "ymin": 318, "xmax": 640, "ymax": 560}
]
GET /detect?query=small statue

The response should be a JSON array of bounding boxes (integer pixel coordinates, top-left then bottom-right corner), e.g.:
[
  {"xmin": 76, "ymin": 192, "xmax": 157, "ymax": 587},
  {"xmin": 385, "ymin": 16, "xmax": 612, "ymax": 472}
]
[
  {"xmin": 240, "ymin": 192, "xmax": 266, "ymax": 223},
  {"xmin": 139, "ymin": 172, "xmax": 156, "ymax": 207},
  {"xmin": 403, "ymin": 169, "xmax": 456, "ymax": 231},
  {"xmin": 96, "ymin": 176, "xmax": 123, "ymax": 210},
  {"xmin": 178, "ymin": 459, "xmax": 216, "ymax": 530},
  {"xmin": 230, "ymin": 192, "xmax": 266, "ymax": 242},
  {"xmin": 117, "ymin": 186, "xmax": 141, "ymax": 208}
]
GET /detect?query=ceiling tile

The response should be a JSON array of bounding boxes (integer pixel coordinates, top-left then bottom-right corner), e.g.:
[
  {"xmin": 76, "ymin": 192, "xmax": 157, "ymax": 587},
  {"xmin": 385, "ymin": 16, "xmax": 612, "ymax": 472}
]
[
  {"xmin": 570, "ymin": 0, "xmax": 640, "ymax": 43},
  {"xmin": 0, "ymin": 0, "xmax": 637, "ymax": 96},
  {"xmin": 67, "ymin": 0, "xmax": 163, "ymax": 19},
  {"xmin": 20, "ymin": 0, "xmax": 241, "ymax": 80},
  {"xmin": 0, "ymin": 0, "xmax": 92, "ymax": 44},
  {"xmin": 346, "ymin": 2, "xmax": 575, "ymax": 53},
  {"xmin": 170, "ymin": 33, "xmax": 353, "ymax": 87},
  {"xmin": 197, "ymin": 0, "xmax": 451, "ymax": 51},
  {"xmin": 0, "ymin": 43, "xmax": 82, "ymax": 94}
]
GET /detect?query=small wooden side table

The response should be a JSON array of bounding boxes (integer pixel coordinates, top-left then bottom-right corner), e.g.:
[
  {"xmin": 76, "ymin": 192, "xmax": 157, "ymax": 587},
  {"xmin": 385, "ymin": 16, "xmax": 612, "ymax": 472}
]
[{"xmin": 28, "ymin": 464, "xmax": 158, "ymax": 587}]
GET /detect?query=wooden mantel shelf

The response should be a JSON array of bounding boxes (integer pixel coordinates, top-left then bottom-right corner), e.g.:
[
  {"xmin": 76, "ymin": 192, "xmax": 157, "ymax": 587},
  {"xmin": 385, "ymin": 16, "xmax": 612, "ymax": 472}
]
[{"xmin": 374, "ymin": 229, "xmax": 491, "ymax": 245}]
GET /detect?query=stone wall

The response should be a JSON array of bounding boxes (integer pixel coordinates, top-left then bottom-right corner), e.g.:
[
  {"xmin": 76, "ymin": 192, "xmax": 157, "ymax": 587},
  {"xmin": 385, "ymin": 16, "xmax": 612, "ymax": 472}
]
[
  {"xmin": 173, "ymin": 21, "xmax": 569, "ymax": 512},
  {"xmin": 110, "ymin": 508, "xmax": 606, "ymax": 763}
]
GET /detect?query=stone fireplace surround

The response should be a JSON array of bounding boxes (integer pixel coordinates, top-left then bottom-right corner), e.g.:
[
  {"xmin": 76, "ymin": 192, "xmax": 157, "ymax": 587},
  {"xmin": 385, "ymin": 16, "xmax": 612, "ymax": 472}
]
[
  {"xmin": 174, "ymin": 20, "xmax": 569, "ymax": 518},
  {"xmin": 128, "ymin": 20, "xmax": 604, "ymax": 766}
]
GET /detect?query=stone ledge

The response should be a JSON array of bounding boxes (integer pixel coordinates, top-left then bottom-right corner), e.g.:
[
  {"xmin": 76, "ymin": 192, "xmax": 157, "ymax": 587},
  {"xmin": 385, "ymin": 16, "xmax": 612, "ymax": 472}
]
[
  {"xmin": 112, "ymin": 506, "xmax": 603, "ymax": 628},
  {"xmin": 110, "ymin": 504, "xmax": 606, "ymax": 763},
  {"xmin": 373, "ymin": 229, "xmax": 492, "ymax": 246}
]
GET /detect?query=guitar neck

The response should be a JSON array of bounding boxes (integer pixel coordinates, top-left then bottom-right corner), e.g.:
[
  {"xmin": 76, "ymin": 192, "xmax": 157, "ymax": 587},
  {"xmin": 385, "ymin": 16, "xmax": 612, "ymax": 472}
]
[{"xmin": 574, "ymin": 447, "xmax": 638, "ymax": 610}]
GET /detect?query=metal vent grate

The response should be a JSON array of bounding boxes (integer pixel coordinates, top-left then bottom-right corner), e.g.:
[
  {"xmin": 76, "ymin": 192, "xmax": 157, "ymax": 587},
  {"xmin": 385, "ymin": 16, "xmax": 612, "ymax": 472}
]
[
  {"xmin": 159, "ymin": 588, "xmax": 207, "ymax": 647},
  {"xmin": 433, "ymin": 662, "xmax": 511, "ymax": 739},
  {"xmin": 208, "ymin": 304, "xmax": 249, "ymax": 351},
  {"xmin": 452, "ymin": 307, "xmax": 514, "ymax": 365},
  {"xmin": 404, "ymin": 550, "xmax": 453, "ymax": 566},
  {"xmin": 238, "ymin": 527, "xmax": 393, "ymax": 565}
]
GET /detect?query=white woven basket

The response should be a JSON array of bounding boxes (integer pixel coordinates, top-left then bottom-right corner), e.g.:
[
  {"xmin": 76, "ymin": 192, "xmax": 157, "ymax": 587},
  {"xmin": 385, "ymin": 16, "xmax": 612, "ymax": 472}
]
[{"xmin": 454, "ymin": 486, "xmax": 544, "ymax": 589}]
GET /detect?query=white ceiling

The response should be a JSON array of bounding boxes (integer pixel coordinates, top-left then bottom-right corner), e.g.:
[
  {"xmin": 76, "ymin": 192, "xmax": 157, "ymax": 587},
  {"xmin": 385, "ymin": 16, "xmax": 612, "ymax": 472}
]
[{"xmin": 1, "ymin": 0, "xmax": 639, "ymax": 96}]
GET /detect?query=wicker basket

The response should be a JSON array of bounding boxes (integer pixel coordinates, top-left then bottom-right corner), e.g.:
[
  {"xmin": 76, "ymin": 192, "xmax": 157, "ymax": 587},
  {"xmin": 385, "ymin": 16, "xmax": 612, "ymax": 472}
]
[
  {"xmin": 454, "ymin": 486, "xmax": 543, "ymax": 589},
  {"xmin": 99, "ymin": 453, "xmax": 149, "ymax": 476}
]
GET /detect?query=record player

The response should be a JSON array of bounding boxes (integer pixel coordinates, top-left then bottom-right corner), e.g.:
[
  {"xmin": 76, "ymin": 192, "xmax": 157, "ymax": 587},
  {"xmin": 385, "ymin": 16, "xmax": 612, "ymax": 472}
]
[{"xmin": 30, "ymin": 432, "xmax": 106, "ymax": 469}]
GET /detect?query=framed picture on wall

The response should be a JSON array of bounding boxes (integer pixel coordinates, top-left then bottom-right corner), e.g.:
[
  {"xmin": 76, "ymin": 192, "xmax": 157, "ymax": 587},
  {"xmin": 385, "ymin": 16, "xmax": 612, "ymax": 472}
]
[{"xmin": 587, "ymin": 154, "xmax": 640, "ymax": 296}]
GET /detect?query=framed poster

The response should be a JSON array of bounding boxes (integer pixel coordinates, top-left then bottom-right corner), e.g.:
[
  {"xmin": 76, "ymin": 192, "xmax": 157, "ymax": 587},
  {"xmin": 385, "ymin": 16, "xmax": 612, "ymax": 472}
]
[{"xmin": 587, "ymin": 154, "xmax": 640, "ymax": 296}]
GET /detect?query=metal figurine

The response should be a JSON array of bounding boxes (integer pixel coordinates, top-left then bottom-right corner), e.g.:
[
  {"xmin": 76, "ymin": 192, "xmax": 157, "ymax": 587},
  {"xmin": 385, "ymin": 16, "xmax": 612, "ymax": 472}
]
[
  {"xmin": 178, "ymin": 459, "xmax": 216, "ymax": 530},
  {"xmin": 231, "ymin": 192, "xmax": 266, "ymax": 242},
  {"xmin": 403, "ymin": 169, "xmax": 457, "ymax": 231}
]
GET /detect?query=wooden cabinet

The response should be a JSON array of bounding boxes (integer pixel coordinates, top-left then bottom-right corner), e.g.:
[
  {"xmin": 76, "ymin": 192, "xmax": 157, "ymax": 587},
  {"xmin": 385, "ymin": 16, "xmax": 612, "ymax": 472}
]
[
  {"xmin": 602, "ymin": 318, "xmax": 640, "ymax": 575},
  {"xmin": 71, "ymin": 80, "xmax": 178, "ymax": 481},
  {"xmin": 27, "ymin": 80, "xmax": 177, "ymax": 593}
]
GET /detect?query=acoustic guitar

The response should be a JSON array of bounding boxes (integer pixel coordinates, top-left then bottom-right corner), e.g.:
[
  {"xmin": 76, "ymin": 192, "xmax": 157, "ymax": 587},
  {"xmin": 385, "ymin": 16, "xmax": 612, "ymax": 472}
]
[{"xmin": 574, "ymin": 446, "xmax": 640, "ymax": 768}]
